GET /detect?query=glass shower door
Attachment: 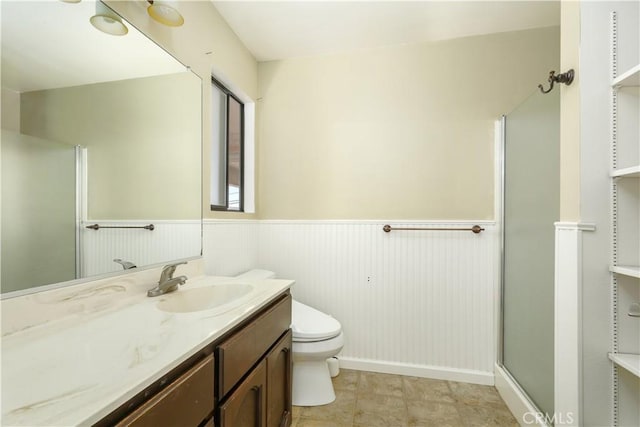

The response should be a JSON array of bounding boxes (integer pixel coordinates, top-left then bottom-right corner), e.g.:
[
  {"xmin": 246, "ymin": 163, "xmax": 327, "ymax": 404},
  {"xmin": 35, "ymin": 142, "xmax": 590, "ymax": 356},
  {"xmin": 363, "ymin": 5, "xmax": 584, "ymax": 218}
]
[
  {"xmin": 502, "ymin": 89, "xmax": 559, "ymax": 418},
  {"xmin": 1, "ymin": 131, "xmax": 78, "ymax": 292}
]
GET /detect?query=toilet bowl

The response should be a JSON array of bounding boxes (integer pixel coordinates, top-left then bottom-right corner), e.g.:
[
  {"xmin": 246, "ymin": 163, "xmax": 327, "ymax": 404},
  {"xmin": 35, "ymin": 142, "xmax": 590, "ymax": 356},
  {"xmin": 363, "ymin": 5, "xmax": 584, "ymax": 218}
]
[{"xmin": 235, "ymin": 270, "xmax": 344, "ymax": 406}]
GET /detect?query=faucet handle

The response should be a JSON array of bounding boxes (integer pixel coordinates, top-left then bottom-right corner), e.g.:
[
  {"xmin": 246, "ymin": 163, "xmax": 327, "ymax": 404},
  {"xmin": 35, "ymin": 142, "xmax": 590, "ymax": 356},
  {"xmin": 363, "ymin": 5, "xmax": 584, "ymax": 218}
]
[
  {"xmin": 159, "ymin": 261, "xmax": 188, "ymax": 282},
  {"xmin": 114, "ymin": 258, "xmax": 136, "ymax": 270},
  {"xmin": 163, "ymin": 261, "xmax": 187, "ymax": 270}
]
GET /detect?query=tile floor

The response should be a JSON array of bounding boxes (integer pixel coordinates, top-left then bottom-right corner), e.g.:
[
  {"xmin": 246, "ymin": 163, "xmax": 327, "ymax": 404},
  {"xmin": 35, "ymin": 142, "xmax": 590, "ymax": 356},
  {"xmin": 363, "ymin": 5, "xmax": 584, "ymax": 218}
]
[{"xmin": 292, "ymin": 370, "xmax": 519, "ymax": 427}]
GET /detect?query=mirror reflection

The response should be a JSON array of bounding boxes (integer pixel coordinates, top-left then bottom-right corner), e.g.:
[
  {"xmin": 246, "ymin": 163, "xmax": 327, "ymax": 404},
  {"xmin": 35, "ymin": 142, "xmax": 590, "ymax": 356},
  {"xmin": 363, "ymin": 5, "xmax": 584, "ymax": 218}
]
[{"xmin": 1, "ymin": 0, "xmax": 202, "ymax": 295}]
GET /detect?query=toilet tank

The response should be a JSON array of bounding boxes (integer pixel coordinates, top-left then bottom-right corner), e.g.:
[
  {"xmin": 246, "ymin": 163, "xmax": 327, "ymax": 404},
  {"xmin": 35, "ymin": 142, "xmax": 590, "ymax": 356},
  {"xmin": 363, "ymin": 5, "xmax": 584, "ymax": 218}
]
[{"xmin": 235, "ymin": 269, "xmax": 276, "ymax": 280}]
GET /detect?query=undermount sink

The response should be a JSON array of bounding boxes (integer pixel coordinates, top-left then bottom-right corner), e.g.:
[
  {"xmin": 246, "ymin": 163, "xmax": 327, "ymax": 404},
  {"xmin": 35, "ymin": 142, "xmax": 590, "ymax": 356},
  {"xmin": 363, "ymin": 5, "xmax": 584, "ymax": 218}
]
[{"xmin": 156, "ymin": 283, "xmax": 254, "ymax": 313}]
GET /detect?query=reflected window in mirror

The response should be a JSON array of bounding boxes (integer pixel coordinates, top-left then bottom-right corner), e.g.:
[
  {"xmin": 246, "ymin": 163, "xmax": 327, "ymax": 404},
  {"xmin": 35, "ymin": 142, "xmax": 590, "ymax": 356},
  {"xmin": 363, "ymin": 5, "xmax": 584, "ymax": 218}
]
[{"xmin": 211, "ymin": 77, "xmax": 244, "ymax": 212}]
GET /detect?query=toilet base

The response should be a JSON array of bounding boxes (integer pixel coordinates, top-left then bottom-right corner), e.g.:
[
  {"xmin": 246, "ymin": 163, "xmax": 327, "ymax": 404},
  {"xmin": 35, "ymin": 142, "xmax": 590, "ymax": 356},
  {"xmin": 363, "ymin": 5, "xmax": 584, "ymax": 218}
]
[{"xmin": 292, "ymin": 360, "xmax": 336, "ymax": 406}]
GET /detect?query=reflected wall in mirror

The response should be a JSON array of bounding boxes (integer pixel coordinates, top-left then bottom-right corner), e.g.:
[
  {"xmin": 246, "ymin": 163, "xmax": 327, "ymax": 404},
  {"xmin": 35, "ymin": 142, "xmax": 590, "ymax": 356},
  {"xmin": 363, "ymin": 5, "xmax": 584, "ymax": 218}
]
[{"xmin": 1, "ymin": 0, "xmax": 202, "ymax": 296}]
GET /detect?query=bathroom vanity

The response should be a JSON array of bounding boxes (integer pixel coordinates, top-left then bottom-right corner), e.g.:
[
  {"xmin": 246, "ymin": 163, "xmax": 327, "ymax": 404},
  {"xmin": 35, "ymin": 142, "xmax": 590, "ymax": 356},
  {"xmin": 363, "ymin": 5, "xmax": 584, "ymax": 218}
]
[
  {"xmin": 1, "ymin": 2, "xmax": 297, "ymax": 425},
  {"xmin": 0, "ymin": 265, "xmax": 294, "ymax": 427},
  {"xmin": 98, "ymin": 292, "xmax": 292, "ymax": 427}
]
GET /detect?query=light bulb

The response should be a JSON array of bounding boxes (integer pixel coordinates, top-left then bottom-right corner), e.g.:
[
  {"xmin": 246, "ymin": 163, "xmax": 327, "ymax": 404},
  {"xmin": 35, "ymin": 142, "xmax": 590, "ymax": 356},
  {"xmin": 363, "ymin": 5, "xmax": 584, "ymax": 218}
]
[
  {"xmin": 147, "ymin": 1, "xmax": 184, "ymax": 27},
  {"xmin": 90, "ymin": 2, "xmax": 128, "ymax": 36}
]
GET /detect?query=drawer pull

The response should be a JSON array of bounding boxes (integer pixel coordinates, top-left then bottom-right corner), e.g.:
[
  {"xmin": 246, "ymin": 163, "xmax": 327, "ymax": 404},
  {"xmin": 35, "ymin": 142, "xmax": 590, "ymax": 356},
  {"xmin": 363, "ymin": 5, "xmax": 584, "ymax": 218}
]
[
  {"xmin": 254, "ymin": 385, "xmax": 263, "ymax": 424},
  {"xmin": 279, "ymin": 411, "xmax": 290, "ymax": 427}
]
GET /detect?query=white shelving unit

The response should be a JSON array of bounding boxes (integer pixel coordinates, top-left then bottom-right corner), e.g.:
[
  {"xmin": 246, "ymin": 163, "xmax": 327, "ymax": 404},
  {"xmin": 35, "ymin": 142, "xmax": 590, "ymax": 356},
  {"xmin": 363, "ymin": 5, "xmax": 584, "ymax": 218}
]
[
  {"xmin": 610, "ymin": 265, "xmax": 640, "ymax": 279},
  {"xmin": 609, "ymin": 18, "xmax": 640, "ymax": 283},
  {"xmin": 610, "ymin": 165, "xmax": 640, "ymax": 178},
  {"xmin": 608, "ymin": 353, "xmax": 640, "ymax": 378},
  {"xmin": 612, "ymin": 64, "xmax": 640, "ymax": 87},
  {"xmin": 609, "ymin": 8, "xmax": 640, "ymax": 427},
  {"xmin": 609, "ymin": 54, "xmax": 640, "ymax": 280}
]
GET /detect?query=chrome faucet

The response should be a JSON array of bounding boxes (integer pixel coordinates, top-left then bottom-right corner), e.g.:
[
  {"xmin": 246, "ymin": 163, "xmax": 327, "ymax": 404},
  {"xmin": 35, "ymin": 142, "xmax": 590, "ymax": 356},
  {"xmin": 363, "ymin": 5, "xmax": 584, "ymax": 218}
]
[
  {"xmin": 147, "ymin": 261, "xmax": 188, "ymax": 297},
  {"xmin": 114, "ymin": 258, "xmax": 136, "ymax": 270}
]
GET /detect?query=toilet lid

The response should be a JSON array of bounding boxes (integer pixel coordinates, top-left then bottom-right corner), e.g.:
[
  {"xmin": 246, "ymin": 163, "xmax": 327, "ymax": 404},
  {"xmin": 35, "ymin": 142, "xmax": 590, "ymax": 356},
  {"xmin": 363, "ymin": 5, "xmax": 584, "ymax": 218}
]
[{"xmin": 292, "ymin": 300, "xmax": 342, "ymax": 341}]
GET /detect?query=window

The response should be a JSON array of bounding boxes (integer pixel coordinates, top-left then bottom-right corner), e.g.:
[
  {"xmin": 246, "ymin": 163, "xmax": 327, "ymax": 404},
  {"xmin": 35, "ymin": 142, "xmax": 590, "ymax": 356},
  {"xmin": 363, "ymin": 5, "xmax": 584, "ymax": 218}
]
[{"xmin": 211, "ymin": 77, "xmax": 243, "ymax": 211}]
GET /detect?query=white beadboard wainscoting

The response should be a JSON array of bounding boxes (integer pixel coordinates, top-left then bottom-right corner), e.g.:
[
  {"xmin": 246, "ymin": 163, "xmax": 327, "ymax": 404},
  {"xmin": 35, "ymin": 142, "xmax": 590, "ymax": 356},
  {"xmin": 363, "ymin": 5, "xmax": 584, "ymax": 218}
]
[
  {"xmin": 203, "ymin": 219, "xmax": 497, "ymax": 384},
  {"xmin": 203, "ymin": 220, "xmax": 260, "ymax": 276},
  {"xmin": 82, "ymin": 220, "xmax": 201, "ymax": 277}
]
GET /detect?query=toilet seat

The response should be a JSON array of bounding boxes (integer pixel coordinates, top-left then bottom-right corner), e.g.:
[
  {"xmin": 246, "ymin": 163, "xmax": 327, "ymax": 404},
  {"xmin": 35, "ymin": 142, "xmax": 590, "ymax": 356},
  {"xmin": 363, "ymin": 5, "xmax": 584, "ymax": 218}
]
[
  {"xmin": 292, "ymin": 300, "xmax": 342, "ymax": 342},
  {"xmin": 293, "ymin": 332, "xmax": 345, "ymax": 357}
]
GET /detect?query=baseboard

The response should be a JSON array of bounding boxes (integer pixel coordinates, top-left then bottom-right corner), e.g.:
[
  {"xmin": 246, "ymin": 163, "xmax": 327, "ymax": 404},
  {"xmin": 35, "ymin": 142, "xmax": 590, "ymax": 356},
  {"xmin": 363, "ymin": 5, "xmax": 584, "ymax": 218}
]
[
  {"xmin": 338, "ymin": 357, "xmax": 494, "ymax": 385},
  {"xmin": 495, "ymin": 364, "xmax": 550, "ymax": 427}
]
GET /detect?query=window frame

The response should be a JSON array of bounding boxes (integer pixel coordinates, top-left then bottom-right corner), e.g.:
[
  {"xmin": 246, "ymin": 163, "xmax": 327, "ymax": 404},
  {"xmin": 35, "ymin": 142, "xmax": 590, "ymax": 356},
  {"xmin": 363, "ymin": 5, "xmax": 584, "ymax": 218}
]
[{"xmin": 210, "ymin": 76, "xmax": 244, "ymax": 212}]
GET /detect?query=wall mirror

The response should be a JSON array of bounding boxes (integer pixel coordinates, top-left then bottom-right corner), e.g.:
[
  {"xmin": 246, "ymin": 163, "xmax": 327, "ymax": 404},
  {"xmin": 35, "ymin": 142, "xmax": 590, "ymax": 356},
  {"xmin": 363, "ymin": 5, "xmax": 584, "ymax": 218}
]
[{"xmin": 1, "ymin": 0, "xmax": 202, "ymax": 296}]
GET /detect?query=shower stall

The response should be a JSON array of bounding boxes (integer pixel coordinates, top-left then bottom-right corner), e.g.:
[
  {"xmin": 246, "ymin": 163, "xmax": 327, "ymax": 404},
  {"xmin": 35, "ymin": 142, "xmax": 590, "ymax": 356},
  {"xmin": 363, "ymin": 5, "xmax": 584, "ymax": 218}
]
[
  {"xmin": 499, "ymin": 88, "xmax": 560, "ymax": 420},
  {"xmin": 0, "ymin": 130, "xmax": 83, "ymax": 293}
]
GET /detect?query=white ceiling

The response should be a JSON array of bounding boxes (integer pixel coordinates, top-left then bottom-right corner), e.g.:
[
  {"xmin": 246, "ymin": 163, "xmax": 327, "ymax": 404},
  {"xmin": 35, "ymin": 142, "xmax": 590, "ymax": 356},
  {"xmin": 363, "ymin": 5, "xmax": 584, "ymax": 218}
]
[
  {"xmin": 213, "ymin": 0, "xmax": 560, "ymax": 62},
  {"xmin": 1, "ymin": 0, "xmax": 186, "ymax": 93}
]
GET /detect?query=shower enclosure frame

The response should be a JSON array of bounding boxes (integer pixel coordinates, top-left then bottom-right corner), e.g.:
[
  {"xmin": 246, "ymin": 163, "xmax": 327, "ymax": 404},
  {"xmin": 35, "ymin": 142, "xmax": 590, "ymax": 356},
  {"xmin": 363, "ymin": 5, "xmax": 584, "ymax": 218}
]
[
  {"xmin": 496, "ymin": 114, "xmax": 551, "ymax": 424},
  {"xmin": 74, "ymin": 145, "xmax": 86, "ymax": 279}
]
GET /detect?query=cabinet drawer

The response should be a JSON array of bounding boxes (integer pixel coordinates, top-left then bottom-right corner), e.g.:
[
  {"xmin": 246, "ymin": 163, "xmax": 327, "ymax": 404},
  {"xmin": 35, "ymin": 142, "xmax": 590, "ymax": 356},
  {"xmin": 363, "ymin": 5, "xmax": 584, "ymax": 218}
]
[
  {"xmin": 116, "ymin": 354, "xmax": 214, "ymax": 427},
  {"xmin": 217, "ymin": 294, "xmax": 292, "ymax": 398}
]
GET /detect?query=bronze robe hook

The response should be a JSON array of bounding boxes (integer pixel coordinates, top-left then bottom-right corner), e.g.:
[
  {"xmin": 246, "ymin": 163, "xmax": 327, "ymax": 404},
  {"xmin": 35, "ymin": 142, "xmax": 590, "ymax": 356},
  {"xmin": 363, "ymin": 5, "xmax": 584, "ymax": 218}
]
[{"xmin": 538, "ymin": 69, "xmax": 575, "ymax": 94}]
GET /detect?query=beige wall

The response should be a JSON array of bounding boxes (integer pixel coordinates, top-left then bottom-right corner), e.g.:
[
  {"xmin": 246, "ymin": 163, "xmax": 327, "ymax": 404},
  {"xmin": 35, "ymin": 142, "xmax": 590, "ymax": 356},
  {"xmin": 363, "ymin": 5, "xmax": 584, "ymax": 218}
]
[
  {"xmin": 105, "ymin": 1, "xmax": 259, "ymax": 220},
  {"xmin": 258, "ymin": 27, "xmax": 560, "ymax": 220},
  {"xmin": 21, "ymin": 73, "xmax": 201, "ymax": 220},
  {"xmin": 559, "ymin": 1, "xmax": 581, "ymax": 222},
  {"xmin": 1, "ymin": 88, "xmax": 20, "ymax": 132}
]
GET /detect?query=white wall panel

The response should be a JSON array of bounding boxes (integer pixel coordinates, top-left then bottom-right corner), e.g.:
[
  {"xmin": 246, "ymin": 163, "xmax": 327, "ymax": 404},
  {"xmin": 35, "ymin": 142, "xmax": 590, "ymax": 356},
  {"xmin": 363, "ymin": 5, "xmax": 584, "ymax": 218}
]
[
  {"xmin": 82, "ymin": 220, "xmax": 201, "ymax": 277},
  {"xmin": 202, "ymin": 220, "xmax": 259, "ymax": 277},
  {"xmin": 554, "ymin": 222, "xmax": 597, "ymax": 426},
  {"xmin": 201, "ymin": 220, "xmax": 496, "ymax": 381},
  {"xmin": 257, "ymin": 220, "xmax": 497, "ymax": 380}
]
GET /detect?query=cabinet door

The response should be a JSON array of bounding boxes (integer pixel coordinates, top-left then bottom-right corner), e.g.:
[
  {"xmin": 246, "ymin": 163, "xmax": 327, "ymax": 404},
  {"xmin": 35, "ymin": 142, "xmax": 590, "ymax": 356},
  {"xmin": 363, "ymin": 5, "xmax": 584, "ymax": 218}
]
[
  {"xmin": 218, "ymin": 359, "xmax": 267, "ymax": 427},
  {"xmin": 116, "ymin": 354, "xmax": 214, "ymax": 427},
  {"xmin": 266, "ymin": 330, "xmax": 292, "ymax": 427}
]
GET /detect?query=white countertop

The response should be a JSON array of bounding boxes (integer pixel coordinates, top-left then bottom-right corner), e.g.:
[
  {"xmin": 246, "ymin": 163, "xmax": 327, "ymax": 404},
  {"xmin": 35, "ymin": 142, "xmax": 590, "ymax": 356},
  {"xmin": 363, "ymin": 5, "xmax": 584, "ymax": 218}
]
[{"xmin": 1, "ymin": 274, "xmax": 293, "ymax": 426}]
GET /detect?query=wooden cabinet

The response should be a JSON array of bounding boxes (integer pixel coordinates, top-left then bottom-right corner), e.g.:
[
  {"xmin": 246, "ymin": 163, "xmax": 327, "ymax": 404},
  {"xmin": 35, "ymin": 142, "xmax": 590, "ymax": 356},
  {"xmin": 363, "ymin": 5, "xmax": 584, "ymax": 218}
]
[
  {"xmin": 96, "ymin": 291, "xmax": 292, "ymax": 427},
  {"xmin": 217, "ymin": 294, "xmax": 291, "ymax": 397},
  {"xmin": 216, "ymin": 294, "xmax": 292, "ymax": 427},
  {"xmin": 217, "ymin": 330, "xmax": 294, "ymax": 427},
  {"xmin": 218, "ymin": 360, "xmax": 267, "ymax": 427},
  {"xmin": 115, "ymin": 355, "xmax": 215, "ymax": 427},
  {"xmin": 266, "ymin": 330, "xmax": 293, "ymax": 427}
]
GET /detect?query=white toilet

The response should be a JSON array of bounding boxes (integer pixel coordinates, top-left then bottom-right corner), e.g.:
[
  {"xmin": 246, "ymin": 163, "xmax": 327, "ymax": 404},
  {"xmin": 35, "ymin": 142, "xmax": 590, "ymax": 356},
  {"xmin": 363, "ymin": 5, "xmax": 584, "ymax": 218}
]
[{"xmin": 235, "ymin": 270, "xmax": 344, "ymax": 406}]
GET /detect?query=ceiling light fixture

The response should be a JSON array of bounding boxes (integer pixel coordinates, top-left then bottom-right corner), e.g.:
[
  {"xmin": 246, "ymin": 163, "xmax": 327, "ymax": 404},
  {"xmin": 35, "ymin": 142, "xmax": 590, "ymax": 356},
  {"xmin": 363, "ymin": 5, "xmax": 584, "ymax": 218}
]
[
  {"xmin": 90, "ymin": 1, "xmax": 128, "ymax": 36},
  {"xmin": 146, "ymin": 1, "xmax": 184, "ymax": 27}
]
